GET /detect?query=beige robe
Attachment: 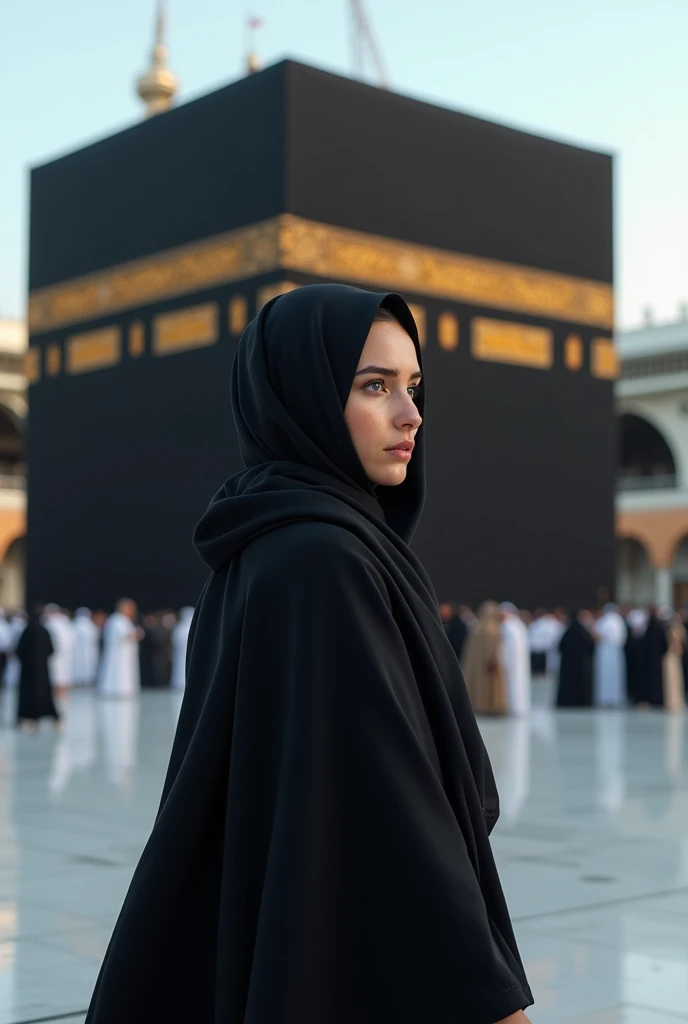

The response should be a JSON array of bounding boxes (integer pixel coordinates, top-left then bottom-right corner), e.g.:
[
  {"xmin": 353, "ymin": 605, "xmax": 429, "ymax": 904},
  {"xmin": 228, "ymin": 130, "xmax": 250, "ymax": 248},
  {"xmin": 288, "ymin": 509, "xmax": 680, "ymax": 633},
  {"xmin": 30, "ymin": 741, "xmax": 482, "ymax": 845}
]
[
  {"xmin": 462, "ymin": 601, "xmax": 507, "ymax": 716},
  {"xmin": 663, "ymin": 622, "xmax": 686, "ymax": 713}
]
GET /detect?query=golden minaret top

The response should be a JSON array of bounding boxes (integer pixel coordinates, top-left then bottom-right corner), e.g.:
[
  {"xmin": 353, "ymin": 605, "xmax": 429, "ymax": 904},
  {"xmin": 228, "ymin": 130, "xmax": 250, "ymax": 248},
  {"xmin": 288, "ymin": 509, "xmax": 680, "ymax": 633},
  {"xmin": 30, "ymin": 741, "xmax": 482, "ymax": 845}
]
[{"xmin": 136, "ymin": 1, "xmax": 179, "ymax": 117}]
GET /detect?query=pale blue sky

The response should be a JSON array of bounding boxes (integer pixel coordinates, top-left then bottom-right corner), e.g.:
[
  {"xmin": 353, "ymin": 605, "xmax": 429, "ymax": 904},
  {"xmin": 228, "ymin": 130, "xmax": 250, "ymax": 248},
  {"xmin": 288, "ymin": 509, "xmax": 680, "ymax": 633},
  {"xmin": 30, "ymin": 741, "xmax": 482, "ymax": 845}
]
[{"xmin": 2, "ymin": 0, "xmax": 687, "ymax": 329}]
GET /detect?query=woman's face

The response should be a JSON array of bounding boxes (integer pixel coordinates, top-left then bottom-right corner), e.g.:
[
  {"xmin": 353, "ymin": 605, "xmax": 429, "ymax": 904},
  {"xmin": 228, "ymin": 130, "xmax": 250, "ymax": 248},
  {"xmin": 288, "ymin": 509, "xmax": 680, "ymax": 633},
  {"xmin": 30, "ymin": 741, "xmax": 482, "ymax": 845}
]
[{"xmin": 344, "ymin": 318, "xmax": 422, "ymax": 486}]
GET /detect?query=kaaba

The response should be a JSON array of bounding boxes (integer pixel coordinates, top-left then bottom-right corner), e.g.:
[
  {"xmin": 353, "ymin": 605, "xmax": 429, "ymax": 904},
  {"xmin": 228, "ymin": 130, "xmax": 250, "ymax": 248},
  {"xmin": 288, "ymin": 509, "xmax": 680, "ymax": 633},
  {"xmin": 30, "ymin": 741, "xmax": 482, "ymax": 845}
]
[{"xmin": 26, "ymin": 60, "xmax": 615, "ymax": 612}]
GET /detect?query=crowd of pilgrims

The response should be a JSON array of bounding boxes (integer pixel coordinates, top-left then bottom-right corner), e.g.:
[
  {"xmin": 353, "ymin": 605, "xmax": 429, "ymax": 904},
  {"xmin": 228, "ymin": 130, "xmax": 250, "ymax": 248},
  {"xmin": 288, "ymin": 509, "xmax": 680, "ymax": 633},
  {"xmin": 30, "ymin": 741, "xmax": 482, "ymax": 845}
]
[
  {"xmin": 0, "ymin": 599, "xmax": 195, "ymax": 729},
  {"xmin": 4, "ymin": 596, "xmax": 686, "ymax": 730},
  {"xmin": 441, "ymin": 601, "xmax": 688, "ymax": 716}
]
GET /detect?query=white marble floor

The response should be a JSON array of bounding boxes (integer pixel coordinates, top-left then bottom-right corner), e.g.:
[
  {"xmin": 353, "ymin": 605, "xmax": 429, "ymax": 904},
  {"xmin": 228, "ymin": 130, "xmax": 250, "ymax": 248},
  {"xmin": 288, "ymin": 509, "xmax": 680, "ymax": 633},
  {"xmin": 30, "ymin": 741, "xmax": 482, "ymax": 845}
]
[{"xmin": 0, "ymin": 682, "xmax": 686, "ymax": 1024}]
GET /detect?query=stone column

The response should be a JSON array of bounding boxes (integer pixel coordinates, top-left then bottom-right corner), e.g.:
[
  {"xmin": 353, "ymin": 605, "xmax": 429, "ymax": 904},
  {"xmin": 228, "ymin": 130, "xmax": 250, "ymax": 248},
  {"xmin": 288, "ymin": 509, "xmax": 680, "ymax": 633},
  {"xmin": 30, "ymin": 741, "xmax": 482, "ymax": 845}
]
[{"xmin": 655, "ymin": 566, "xmax": 673, "ymax": 608}]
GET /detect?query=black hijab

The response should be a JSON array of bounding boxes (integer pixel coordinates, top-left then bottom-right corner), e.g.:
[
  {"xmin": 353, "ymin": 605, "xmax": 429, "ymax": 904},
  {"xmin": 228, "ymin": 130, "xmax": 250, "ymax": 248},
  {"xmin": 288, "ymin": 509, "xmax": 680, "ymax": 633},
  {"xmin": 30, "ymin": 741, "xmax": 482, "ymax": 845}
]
[
  {"xmin": 195, "ymin": 283, "xmax": 425, "ymax": 566},
  {"xmin": 86, "ymin": 284, "xmax": 533, "ymax": 1024}
]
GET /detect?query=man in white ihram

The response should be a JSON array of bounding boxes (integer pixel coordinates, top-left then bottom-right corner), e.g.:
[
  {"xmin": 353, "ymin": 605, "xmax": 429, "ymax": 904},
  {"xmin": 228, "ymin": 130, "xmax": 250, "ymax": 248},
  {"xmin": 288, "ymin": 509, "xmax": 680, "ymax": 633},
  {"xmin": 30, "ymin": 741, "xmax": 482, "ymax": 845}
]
[
  {"xmin": 99, "ymin": 598, "xmax": 143, "ymax": 699},
  {"xmin": 72, "ymin": 607, "xmax": 101, "ymax": 686},
  {"xmin": 593, "ymin": 603, "xmax": 627, "ymax": 707},
  {"xmin": 43, "ymin": 604, "xmax": 75, "ymax": 699},
  {"xmin": 500, "ymin": 603, "xmax": 532, "ymax": 716}
]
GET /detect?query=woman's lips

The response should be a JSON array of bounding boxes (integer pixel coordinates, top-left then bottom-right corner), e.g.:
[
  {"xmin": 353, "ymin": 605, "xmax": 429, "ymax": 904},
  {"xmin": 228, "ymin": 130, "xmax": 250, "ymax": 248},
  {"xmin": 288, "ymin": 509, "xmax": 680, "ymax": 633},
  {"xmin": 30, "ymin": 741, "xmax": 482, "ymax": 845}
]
[{"xmin": 384, "ymin": 441, "xmax": 414, "ymax": 460}]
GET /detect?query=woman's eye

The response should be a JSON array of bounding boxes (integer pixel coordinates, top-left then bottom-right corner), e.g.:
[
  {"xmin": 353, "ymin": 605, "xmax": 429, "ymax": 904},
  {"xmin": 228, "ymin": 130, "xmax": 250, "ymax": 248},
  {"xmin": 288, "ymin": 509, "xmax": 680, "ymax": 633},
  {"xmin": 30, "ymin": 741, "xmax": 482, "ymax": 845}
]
[
  {"xmin": 408, "ymin": 384, "xmax": 423, "ymax": 398},
  {"xmin": 364, "ymin": 380, "xmax": 384, "ymax": 393}
]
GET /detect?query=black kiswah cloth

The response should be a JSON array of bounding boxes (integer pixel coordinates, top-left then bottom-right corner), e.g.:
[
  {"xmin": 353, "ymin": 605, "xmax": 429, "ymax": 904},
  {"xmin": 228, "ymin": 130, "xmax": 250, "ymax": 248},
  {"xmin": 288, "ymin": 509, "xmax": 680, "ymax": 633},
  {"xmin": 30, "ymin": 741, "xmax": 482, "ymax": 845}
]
[{"xmin": 86, "ymin": 284, "xmax": 533, "ymax": 1024}]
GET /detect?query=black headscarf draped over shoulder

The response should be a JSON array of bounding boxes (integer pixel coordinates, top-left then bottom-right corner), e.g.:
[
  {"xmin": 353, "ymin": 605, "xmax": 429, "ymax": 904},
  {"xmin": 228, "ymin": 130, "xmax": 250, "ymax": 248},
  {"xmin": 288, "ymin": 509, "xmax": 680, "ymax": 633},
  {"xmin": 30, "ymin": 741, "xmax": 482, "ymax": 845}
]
[{"xmin": 86, "ymin": 284, "xmax": 533, "ymax": 1024}]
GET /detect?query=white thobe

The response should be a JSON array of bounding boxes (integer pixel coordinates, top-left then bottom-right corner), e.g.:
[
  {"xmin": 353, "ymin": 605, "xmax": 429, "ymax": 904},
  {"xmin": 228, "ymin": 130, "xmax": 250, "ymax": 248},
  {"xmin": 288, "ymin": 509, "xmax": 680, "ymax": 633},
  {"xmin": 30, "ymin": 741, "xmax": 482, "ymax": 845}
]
[
  {"xmin": 44, "ymin": 613, "xmax": 75, "ymax": 688},
  {"xmin": 0, "ymin": 618, "xmax": 12, "ymax": 656},
  {"xmin": 72, "ymin": 614, "xmax": 100, "ymax": 686},
  {"xmin": 501, "ymin": 615, "xmax": 532, "ymax": 716},
  {"xmin": 171, "ymin": 609, "xmax": 194, "ymax": 690},
  {"xmin": 594, "ymin": 612, "xmax": 627, "ymax": 707},
  {"xmin": 98, "ymin": 613, "xmax": 140, "ymax": 699}
]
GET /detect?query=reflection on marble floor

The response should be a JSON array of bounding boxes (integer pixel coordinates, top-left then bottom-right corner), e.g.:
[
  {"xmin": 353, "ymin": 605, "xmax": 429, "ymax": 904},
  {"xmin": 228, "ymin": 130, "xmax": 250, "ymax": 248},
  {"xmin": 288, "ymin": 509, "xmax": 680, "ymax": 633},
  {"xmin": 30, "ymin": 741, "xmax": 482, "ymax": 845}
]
[{"xmin": 0, "ymin": 683, "xmax": 686, "ymax": 1024}]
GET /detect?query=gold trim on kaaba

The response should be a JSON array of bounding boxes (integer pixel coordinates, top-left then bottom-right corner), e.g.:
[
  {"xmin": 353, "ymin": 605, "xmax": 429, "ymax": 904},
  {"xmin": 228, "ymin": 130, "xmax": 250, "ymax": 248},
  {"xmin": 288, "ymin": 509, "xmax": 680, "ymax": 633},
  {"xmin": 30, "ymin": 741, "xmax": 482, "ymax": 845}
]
[
  {"xmin": 256, "ymin": 281, "xmax": 299, "ymax": 308},
  {"xmin": 564, "ymin": 332, "xmax": 584, "ymax": 372},
  {"xmin": 279, "ymin": 216, "xmax": 613, "ymax": 330},
  {"xmin": 229, "ymin": 295, "xmax": 248, "ymax": 335},
  {"xmin": 407, "ymin": 304, "xmax": 426, "ymax": 347},
  {"xmin": 45, "ymin": 343, "xmax": 62, "ymax": 376},
  {"xmin": 471, "ymin": 317, "xmax": 553, "ymax": 370},
  {"xmin": 29, "ymin": 215, "xmax": 613, "ymax": 334},
  {"xmin": 153, "ymin": 302, "xmax": 219, "ymax": 356},
  {"xmin": 67, "ymin": 326, "xmax": 122, "ymax": 375},
  {"xmin": 29, "ymin": 219, "xmax": 282, "ymax": 334},
  {"xmin": 591, "ymin": 337, "xmax": 618, "ymax": 379},
  {"xmin": 24, "ymin": 348, "xmax": 41, "ymax": 384},
  {"xmin": 438, "ymin": 311, "xmax": 459, "ymax": 351},
  {"xmin": 128, "ymin": 320, "xmax": 146, "ymax": 358}
]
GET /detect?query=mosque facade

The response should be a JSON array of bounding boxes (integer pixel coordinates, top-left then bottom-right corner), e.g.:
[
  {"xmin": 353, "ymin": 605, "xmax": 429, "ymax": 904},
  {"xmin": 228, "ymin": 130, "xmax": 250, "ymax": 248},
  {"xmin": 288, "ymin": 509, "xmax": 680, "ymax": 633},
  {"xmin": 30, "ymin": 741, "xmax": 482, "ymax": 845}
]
[
  {"xmin": 616, "ymin": 312, "xmax": 688, "ymax": 607},
  {"xmin": 0, "ymin": 318, "xmax": 27, "ymax": 608}
]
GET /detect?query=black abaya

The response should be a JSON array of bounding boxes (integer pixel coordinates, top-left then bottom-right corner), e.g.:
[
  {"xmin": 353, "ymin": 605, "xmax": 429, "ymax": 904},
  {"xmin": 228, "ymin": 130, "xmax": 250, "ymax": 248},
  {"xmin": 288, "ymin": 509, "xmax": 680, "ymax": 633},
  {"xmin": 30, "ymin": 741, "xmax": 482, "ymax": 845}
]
[
  {"xmin": 16, "ymin": 616, "xmax": 60, "ymax": 723},
  {"xmin": 624, "ymin": 619, "xmax": 643, "ymax": 704},
  {"xmin": 637, "ymin": 614, "xmax": 668, "ymax": 707},
  {"xmin": 444, "ymin": 611, "xmax": 469, "ymax": 663},
  {"xmin": 86, "ymin": 285, "xmax": 533, "ymax": 1024},
  {"xmin": 556, "ymin": 617, "xmax": 595, "ymax": 707}
]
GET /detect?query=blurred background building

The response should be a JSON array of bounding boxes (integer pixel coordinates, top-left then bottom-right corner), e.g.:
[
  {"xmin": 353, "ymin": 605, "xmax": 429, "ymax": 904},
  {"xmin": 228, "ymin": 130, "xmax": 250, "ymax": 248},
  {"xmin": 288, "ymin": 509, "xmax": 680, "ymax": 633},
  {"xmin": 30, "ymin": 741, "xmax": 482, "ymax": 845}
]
[
  {"xmin": 616, "ymin": 308, "xmax": 688, "ymax": 608},
  {"xmin": 0, "ymin": 317, "xmax": 27, "ymax": 608}
]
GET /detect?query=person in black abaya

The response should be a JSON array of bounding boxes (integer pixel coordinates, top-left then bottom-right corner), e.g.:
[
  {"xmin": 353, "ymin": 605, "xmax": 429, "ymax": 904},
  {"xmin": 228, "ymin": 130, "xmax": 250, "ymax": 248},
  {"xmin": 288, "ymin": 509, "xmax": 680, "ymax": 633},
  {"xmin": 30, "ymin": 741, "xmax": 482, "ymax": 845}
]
[
  {"xmin": 86, "ymin": 284, "xmax": 533, "ymax": 1024},
  {"xmin": 556, "ymin": 610, "xmax": 595, "ymax": 707},
  {"xmin": 16, "ymin": 604, "xmax": 61, "ymax": 729},
  {"xmin": 637, "ymin": 608, "xmax": 668, "ymax": 707},
  {"xmin": 139, "ymin": 612, "xmax": 173, "ymax": 688},
  {"xmin": 440, "ymin": 600, "xmax": 469, "ymax": 663},
  {"xmin": 138, "ymin": 613, "xmax": 158, "ymax": 689}
]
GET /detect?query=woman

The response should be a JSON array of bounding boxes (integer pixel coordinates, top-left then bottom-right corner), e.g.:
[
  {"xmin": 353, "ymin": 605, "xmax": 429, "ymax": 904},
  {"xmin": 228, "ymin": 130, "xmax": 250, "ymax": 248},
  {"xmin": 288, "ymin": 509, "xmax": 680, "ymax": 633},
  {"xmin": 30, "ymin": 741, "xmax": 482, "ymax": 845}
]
[
  {"xmin": 16, "ymin": 604, "xmax": 61, "ymax": 730},
  {"xmin": 637, "ymin": 608, "xmax": 668, "ymax": 708},
  {"xmin": 556, "ymin": 610, "xmax": 595, "ymax": 708},
  {"xmin": 86, "ymin": 285, "xmax": 533, "ymax": 1024},
  {"xmin": 462, "ymin": 601, "xmax": 508, "ymax": 715},
  {"xmin": 663, "ymin": 612, "xmax": 686, "ymax": 713}
]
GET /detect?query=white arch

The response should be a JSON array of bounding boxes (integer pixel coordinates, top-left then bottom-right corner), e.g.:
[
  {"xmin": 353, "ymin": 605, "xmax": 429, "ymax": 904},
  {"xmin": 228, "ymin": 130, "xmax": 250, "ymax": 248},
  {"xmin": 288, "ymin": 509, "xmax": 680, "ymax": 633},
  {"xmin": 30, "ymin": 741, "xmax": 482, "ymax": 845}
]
[
  {"xmin": 0, "ymin": 394, "xmax": 27, "ymax": 432},
  {"xmin": 617, "ymin": 398, "xmax": 687, "ymax": 488}
]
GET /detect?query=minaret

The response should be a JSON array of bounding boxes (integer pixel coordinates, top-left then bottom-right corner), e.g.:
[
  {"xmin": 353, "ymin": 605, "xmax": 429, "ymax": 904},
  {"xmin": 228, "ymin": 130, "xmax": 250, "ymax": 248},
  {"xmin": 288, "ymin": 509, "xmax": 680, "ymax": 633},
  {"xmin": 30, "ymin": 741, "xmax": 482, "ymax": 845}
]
[
  {"xmin": 246, "ymin": 16, "xmax": 265, "ymax": 75},
  {"xmin": 136, "ymin": 1, "xmax": 179, "ymax": 117}
]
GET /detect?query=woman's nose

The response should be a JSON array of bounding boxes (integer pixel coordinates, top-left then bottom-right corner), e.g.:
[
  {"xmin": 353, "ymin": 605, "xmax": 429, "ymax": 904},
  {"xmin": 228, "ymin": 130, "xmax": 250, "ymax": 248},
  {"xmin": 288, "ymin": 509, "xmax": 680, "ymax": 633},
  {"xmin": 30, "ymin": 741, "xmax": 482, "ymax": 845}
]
[{"xmin": 396, "ymin": 396, "xmax": 422, "ymax": 429}]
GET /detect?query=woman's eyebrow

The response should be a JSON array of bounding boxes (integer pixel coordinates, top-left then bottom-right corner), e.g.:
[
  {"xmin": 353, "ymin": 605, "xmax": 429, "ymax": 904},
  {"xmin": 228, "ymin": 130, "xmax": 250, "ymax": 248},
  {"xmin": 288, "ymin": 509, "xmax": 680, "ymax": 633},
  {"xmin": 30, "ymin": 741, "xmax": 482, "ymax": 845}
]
[{"xmin": 354, "ymin": 365, "xmax": 422, "ymax": 379}]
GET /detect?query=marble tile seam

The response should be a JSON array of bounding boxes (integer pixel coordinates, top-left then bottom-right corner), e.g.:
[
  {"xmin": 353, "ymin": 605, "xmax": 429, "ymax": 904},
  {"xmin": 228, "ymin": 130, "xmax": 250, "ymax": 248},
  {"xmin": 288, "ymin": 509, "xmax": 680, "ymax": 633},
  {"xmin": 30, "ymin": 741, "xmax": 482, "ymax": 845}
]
[{"xmin": 512, "ymin": 884, "xmax": 688, "ymax": 923}]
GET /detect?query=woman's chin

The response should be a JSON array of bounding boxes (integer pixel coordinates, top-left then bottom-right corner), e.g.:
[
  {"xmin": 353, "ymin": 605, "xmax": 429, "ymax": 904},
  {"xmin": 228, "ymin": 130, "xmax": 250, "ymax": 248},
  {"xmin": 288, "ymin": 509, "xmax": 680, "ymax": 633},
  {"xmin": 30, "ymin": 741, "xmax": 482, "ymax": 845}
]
[{"xmin": 368, "ymin": 464, "xmax": 409, "ymax": 487}]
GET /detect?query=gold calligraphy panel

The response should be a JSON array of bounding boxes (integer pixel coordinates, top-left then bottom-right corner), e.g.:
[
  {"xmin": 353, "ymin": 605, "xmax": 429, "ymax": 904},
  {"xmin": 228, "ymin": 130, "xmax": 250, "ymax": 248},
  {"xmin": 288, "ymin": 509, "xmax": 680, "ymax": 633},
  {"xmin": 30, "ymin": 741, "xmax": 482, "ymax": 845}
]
[
  {"xmin": 46, "ymin": 343, "xmax": 62, "ymax": 376},
  {"xmin": 229, "ymin": 295, "xmax": 248, "ymax": 335},
  {"xmin": 128, "ymin": 320, "xmax": 146, "ymax": 358},
  {"xmin": 564, "ymin": 333, "xmax": 584, "ymax": 372},
  {"xmin": 591, "ymin": 337, "xmax": 618, "ymax": 379},
  {"xmin": 471, "ymin": 317, "xmax": 553, "ymax": 370},
  {"xmin": 28, "ymin": 215, "xmax": 613, "ymax": 335},
  {"xmin": 153, "ymin": 303, "xmax": 219, "ymax": 356},
  {"xmin": 438, "ymin": 311, "xmax": 459, "ymax": 351},
  {"xmin": 67, "ymin": 326, "xmax": 122, "ymax": 374},
  {"xmin": 29, "ymin": 219, "xmax": 282, "ymax": 333},
  {"xmin": 24, "ymin": 348, "xmax": 41, "ymax": 384},
  {"xmin": 280, "ymin": 216, "xmax": 613, "ymax": 330}
]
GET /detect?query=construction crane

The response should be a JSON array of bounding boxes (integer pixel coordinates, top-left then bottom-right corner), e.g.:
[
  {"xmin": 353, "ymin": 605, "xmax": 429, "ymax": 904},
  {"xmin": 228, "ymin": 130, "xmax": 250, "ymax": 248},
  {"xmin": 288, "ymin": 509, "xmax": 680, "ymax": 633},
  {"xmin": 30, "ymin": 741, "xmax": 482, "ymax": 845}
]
[{"xmin": 349, "ymin": 0, "xmax": 390, "ymax": 89}]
